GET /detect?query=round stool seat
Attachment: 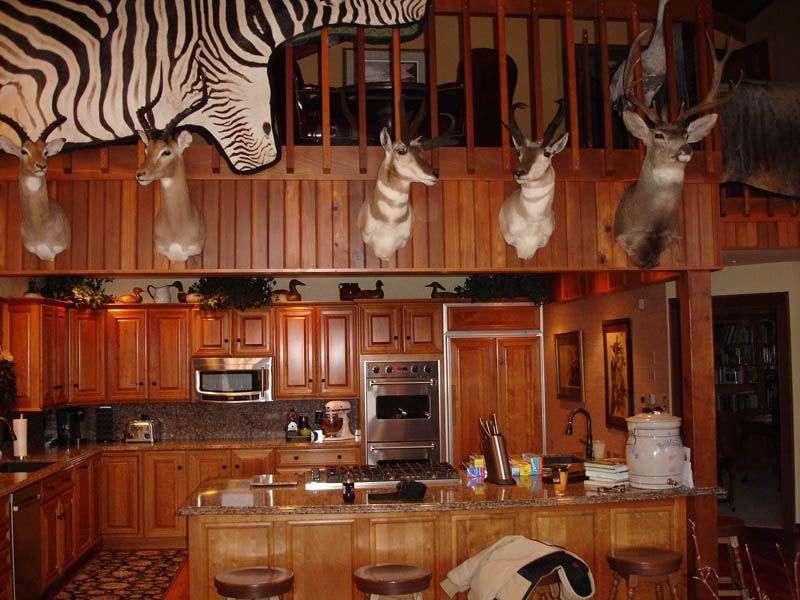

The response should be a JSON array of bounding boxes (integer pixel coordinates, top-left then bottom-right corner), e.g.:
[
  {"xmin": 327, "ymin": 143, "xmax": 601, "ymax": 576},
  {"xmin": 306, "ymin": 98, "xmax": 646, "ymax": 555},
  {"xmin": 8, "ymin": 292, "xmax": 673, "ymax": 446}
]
[
  {"xmin": 353, "ymin": 563, "xmax": 432, "ymax": 596},
  {"xmin": 607, "ymin": 548, "xmax": 682, "ymax": 577},
  {"xmin": 718, "ymin": 515, "xmax": 746, "ymax": 539},
  {"xmin": 214, "ymin": 567, "xmax": 294, "ymax": 599}
]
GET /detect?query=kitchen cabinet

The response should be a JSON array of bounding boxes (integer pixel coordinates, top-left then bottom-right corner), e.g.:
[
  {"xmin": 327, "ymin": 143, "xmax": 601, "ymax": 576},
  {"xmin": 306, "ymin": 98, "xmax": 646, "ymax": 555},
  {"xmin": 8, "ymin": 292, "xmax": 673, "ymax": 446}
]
[
  {"xmin": 448, "ymin": 336, "xmax": 541, "ymax": 467},
  {"xmin": 275, "ymin": 447, "xmax": 359, "ymax": 474},
  {"xmin": 100, "ymin": 452, "xmax": 141, "ymax": 538},
  {"xmin": 41, "ymin": 469, "xmax": 76, "ymax": 588},
  {"xmin": 106, "ymin": 307, "xmax": 190, "ymax": 402},
  {"xmin": 275, "ymin": 305, "xmax": 357, "ymax": 399},
  {"xmin": 74, "ymin": 456, "xmax": 100, "ymax": 556},
  {"xmin": 358, "ymin": 301, "xmax": 443, "ymax": 354},
  {"xmin": 0, "ymin": 496, "xmax": 10, "ymax": 600},
  {"xmin": 191, "ymin": 308, "xmax": 273, "ymax": 356},
  {"xmin": 2, "ymin": 299, "xmax": 69, "ymax": 411},
  {"xmin": 187, "ymin": 449, "xmax": 275, "ymax": 490},
  {"xmin": 69, "ymin": 309, "xmax": 105, "ymax": 404},
  {"xmin": 143, "ymin": 450, "xmax": 187, "ymax": 538}
]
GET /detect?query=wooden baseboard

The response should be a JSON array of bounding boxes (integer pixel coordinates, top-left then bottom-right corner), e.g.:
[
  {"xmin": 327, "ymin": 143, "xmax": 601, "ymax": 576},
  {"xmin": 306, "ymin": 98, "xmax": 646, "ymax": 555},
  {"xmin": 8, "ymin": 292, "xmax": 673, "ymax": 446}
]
[{"xmin": 101, "ymin": 536, "xmax": 187, "ymax": 550}]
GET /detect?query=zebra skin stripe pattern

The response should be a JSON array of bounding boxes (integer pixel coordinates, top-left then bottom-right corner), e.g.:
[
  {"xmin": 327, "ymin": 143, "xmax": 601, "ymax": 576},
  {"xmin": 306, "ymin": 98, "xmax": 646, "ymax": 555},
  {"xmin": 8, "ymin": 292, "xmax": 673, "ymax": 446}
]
[{"xmin": 0, "ymin": 0, "xmax": 429, "ymax": 174}]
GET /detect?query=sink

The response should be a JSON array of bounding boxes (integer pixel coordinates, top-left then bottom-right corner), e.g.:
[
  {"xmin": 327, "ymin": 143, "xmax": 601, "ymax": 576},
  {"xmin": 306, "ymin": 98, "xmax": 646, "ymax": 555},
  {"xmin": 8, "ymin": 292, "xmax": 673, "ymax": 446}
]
[{"xmin": 0, "ymin": 461, "xmax": 56, "ymax": 473}]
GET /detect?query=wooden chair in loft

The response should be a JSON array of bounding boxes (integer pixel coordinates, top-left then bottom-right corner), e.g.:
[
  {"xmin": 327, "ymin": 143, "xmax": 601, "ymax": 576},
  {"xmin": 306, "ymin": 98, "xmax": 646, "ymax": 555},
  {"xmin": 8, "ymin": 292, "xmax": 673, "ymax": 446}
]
[
  {"xmin": 292, "ymin": 60, "xmax": 356, "ymax": 144},
  {"xmin": 437, "ymin": 48, "xmax": 518, "ymax": 146}
]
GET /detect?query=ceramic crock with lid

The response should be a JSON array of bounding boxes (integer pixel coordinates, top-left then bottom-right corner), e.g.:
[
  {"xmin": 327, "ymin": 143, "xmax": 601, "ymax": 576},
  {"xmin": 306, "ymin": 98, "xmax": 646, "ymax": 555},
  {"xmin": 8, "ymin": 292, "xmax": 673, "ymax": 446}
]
[{"xmin": 625, "ymin": 411, "xmax": 684, "ymax": 489}]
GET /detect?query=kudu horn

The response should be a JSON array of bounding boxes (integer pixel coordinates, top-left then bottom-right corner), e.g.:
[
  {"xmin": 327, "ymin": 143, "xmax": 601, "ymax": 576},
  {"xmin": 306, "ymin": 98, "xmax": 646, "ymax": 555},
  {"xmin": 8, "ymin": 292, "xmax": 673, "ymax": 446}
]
[
  {"xmin": 0, "ymin": 114, "xmax": 29, "ymax": 142},
  {"xmin": 38, "ymin": 116, "xmax": 66, "ymax": 142}
]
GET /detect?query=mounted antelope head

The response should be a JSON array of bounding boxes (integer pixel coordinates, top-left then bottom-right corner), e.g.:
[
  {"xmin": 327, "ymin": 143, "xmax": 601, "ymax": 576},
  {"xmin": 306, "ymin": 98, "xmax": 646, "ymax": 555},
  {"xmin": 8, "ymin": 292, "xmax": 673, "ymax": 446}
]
[
  {"xmin": 614, "ymin": 30, "xmax": 739, "ymax": 269},
  {"xmin": 0, "ymin": 115, "xmax": 70, "ymax": 261},
  {"xmin": 136, "ymin": 84, "xmax": 208, "ymax": 262},
  {"xmin": 358, "ymin": 109, "xmax": 456, "ymax": 261},
  {"xmin": 498, "ymin": 100, "xmax": 569, "ymax": 259}
]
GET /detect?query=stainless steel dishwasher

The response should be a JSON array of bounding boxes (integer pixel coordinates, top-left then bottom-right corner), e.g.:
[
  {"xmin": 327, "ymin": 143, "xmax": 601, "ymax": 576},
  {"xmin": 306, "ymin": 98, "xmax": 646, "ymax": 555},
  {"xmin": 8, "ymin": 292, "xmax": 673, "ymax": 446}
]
[{"xmin": 11, "ymin": 483, "xmax": 42, "ymax": 600}]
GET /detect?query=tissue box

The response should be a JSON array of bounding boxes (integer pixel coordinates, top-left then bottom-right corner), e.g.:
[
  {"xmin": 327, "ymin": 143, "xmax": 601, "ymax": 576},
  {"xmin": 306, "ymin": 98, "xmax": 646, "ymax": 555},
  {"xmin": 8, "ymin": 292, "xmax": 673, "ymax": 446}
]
[{"xmin": 509, "ymin": 457, "xmax": 531, "ymax": 477}]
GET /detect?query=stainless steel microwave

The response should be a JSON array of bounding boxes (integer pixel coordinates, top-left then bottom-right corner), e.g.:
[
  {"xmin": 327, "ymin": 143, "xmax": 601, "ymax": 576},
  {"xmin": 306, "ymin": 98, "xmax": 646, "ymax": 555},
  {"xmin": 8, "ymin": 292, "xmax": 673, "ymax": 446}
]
[{"xmin": 192, "ymin": 356, "xmax": 272, "ymax": 403}]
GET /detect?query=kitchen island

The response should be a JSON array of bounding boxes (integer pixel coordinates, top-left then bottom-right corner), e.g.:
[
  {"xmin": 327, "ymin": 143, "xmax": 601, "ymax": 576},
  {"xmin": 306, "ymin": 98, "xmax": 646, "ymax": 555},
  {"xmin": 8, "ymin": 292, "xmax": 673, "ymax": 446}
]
[{"xmin": 179, "ymin": 476, "xmax": 718, "ymax": 599}]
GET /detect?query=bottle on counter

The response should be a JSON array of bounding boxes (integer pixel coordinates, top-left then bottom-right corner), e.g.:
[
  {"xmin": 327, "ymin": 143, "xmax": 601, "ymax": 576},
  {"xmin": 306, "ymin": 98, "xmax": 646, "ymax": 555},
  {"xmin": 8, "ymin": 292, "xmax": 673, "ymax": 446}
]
[
  {"xmin": 298, "ymin": 416, "xmax": 312, "ymax": 439},
  {"xmin": 286, "ymin": 407, "xmax": 299, "ymax": 439}
]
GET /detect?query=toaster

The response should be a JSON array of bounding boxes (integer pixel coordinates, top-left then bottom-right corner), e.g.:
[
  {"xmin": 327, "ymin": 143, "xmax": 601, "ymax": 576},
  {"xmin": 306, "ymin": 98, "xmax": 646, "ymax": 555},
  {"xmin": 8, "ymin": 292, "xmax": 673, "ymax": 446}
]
[{"xmin": 125, "ymin": 417, "xmax": 155, "ymax": 443}]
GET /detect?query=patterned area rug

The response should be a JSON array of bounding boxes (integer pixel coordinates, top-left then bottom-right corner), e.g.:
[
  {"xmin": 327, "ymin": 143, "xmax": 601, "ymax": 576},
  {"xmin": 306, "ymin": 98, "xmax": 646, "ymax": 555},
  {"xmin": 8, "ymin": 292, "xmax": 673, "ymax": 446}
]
[{"xmin": 54, "ymin": 550, "xmax": 187, "ymax": 599}]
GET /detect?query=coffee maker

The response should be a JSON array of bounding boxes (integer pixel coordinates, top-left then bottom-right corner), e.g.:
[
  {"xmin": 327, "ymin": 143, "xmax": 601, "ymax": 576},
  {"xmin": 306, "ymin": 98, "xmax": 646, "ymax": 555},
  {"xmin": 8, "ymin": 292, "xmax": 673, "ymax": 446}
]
[{"xmin": 56, "ymin": 408, "xmax": 85, "ymax": 445}]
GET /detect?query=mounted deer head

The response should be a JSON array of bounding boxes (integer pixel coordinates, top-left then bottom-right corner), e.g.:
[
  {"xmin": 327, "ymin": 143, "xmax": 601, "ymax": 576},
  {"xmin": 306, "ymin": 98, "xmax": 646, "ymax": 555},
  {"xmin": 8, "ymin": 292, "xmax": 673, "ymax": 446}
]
[
  {"xmin": 136, "ymin": 82, "xmax": 208, "ymax": 262},
  {"xmin": 358, "ymin": 107, "xmax": 456, "ymax": 261},
  {"xmin": 498, "ymin": 100, "xmax": 569, "ymax": 259},
  {"xmin": 613, "ymin": 29, "xmax": 739, "ymax": 269},
  {"xmin": 0, "ymin": 115, "xmax": 70, "ymax": 261}
]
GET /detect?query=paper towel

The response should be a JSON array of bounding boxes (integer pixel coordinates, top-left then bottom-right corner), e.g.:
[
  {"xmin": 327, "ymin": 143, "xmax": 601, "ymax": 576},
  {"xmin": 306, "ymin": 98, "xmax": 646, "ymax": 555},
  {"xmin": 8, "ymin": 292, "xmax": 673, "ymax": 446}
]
[{"xmin": 12, "ymin": 416, "xmax": 27, "ymax": 458}]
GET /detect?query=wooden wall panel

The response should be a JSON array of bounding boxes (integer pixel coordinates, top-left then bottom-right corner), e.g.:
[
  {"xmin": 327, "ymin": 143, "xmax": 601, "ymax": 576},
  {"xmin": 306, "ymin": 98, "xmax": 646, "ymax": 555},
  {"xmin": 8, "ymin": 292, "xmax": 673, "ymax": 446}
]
[{"xmin": 0, "ymin": 149, "xmax": 731, "ymax": 274}]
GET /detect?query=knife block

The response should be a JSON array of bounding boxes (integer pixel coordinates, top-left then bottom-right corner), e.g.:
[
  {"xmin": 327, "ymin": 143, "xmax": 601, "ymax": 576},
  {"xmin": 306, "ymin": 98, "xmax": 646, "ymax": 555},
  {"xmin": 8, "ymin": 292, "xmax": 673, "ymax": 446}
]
[{"xmin": 482, "ymin": 434, "xmax": 516, "ymax": 485}]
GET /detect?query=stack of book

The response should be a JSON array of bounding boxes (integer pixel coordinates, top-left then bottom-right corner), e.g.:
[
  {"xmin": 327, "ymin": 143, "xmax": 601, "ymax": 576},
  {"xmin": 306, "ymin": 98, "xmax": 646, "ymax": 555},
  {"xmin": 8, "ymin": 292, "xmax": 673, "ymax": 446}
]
[{"xmin": 583, "ymin": 458, "xmax": 629, "ymax": 487}]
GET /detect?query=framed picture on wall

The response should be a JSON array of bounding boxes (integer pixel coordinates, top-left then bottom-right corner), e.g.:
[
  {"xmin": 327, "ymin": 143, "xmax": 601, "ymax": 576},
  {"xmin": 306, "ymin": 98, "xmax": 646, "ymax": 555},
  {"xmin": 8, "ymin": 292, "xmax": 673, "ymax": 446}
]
[
  {"xmin": 343, "ymin": 49, "xmax": 427, "ymax": 85},
  {"xmin": 603, "ymin": 319, "xmax": 634, "ymax": 429},
  {"xmin": 554, "ymin": 331, "xmax": 584, "ymax": 402}
]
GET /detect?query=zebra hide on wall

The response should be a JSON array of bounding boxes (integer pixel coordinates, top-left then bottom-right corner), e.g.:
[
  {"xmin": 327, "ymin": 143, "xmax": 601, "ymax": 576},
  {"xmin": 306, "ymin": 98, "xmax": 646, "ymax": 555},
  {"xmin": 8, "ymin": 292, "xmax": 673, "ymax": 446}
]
[{"xmin": 0, "ymin": 0, "xmax": 430, "ymax": 174}]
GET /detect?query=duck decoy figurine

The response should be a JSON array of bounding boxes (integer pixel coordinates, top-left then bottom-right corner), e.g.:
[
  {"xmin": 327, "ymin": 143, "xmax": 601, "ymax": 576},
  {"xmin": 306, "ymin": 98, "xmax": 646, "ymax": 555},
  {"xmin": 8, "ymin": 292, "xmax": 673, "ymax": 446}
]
[
  {"xmin": 172, "ymin": 281, "xmax": 187, "ymax": 303},
  {"xmin": 426, "ymin": 281, "xmax": 459, "ymax": 298},
  {"xmin": 116, "ymin": 287, "xmax": 144, "ymax": 304},
  {"xmin": 271, "ymin": 279, "xmax": 305, "ymax": 303},
  {"xmin": 353, "ymin": 280, "xmax": 384, "ymax": 299},
  {"xmin": 338, "ymin": 282, "xmax": 362, "ymax": 301}
]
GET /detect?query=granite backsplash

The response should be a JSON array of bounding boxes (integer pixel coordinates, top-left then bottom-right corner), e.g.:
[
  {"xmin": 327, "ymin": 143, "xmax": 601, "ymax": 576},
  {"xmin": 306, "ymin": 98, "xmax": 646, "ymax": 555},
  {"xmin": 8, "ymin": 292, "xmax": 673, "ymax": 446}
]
[{"xmin": 42, "ymin": 400, "xmax": 360, "ymax": 445}]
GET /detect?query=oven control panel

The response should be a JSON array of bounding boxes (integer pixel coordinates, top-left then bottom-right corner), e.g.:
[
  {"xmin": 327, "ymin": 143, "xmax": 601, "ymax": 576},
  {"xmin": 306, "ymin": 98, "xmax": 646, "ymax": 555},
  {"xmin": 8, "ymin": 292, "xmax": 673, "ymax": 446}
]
[{"xmin": 366, "ymin": 360, "xmax": 438, "ymax": 378}]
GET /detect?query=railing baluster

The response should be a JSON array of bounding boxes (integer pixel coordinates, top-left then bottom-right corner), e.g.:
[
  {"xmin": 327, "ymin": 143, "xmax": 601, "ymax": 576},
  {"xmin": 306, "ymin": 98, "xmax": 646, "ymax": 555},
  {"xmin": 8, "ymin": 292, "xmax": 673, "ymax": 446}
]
[
  {"xmin": 357, "ymin": 29, "xmax": 367, "ymax": 174},
  {"xmin": 630, "ymin": 0, "xmax": 644, "ymax": 161},
  {"xmin": 580, "ymin": 29, "xmax": 592, "ymax": 149},
  {"xmin": 695, "ymin": 5, "xmax": 714, "ymax": 173},
  {"xmin": 461, "ymin": 0, "xmax": 475, "ymax": 173},
  {"xmin": 564, "ymin": 0, "xmax": 580, "ymax": 170},
  {"xmin": 496, "ymin": 0, "xmax": 511, "ymax": 170},
  {"xmin": 321, "ymin": 27, "xmax": 331, "ymax": 174},
  {"xmin": 425, "ymin": 13, "xmax": 440, "ymax": 167},
  {"xmin": 663, "ymin": 0, "xmax": 679, "ymax": 121},
  {"xmin": 598, "ymin": 0, "xmax": 613, "ymax": 172},
  {"xmin": 392, "ymin": 28, "xmax": 402, "ymax": 139},
  {"xmin": 284, "ymin": 42, "xmax": 295, "ymax": 174},
  {"xmin": 530, "ymin": 0, "xmax": 543, "ymax": 139},
  {"xmin": 743, "ymin": 184, "xmax": 751, "ymax": 217}
]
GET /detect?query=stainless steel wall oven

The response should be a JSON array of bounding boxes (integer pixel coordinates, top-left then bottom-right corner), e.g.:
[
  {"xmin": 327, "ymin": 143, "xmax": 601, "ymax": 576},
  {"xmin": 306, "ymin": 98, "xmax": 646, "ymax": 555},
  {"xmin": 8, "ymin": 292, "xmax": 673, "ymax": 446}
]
[{"xmin": 364, "ymin": 359, "xmax": 441, "ymax": 465}]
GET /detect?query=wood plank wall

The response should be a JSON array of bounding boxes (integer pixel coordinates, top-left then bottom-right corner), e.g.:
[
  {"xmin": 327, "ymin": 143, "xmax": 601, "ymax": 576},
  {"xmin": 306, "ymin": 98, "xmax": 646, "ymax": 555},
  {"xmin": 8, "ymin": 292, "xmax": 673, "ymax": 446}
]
[{"xmin": 0, "ymin": 147, "xmax": 721, "ymax": 275}]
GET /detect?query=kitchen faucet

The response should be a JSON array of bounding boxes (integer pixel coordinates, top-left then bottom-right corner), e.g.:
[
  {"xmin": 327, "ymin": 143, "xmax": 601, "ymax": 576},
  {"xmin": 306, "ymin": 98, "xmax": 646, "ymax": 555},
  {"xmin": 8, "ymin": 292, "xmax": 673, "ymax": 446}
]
[{"xmin": 566, "ymin": 408, "xmax": 594, "ymax": 460}]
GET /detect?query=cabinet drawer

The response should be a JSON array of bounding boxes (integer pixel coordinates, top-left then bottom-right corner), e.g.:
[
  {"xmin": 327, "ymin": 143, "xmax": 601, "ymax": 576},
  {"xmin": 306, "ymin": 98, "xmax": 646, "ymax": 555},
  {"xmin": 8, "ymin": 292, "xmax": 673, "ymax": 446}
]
[
  {"xmin": 276, "ymin": 448, "xmax": 359, "ymax": 468},
  {"xmin": 42, "ymin": 469, "xmax": 74, "ymax": 502}
]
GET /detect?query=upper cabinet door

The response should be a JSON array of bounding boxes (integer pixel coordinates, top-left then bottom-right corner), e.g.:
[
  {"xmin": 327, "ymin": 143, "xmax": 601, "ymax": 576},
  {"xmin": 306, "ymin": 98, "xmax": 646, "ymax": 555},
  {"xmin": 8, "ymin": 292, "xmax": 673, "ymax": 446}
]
[
  {"xmin": 69, "ymin": 310, "xmax": 105, "ymax": 404},
  {"xmin": 359, "ymin": 305, "xmax": 402, "ymax": 354},
  {"xmin": 318, "ymin": 307, "xmax": 357, "ymax": 398},
  {"xmin": 148, "ymin": 308, "xmax": 190, "ymax": 401},
  {"xmin": 191, "ymin": 309, "xmax": 232, "ymax": 355},
  {"xmin": 275, "ymin": 308, "xmax": 315, "ymax": 398},
  {"xmin": 403, "ymin": 304, "xmax": 443, "ymax": 353},
  {"xmin": 5, "ymin": 303, "xmax": 39, "ymax": 410},
  {"xmin": 106, "ymin": 309, "xmax": 148, "ymax": 401},
  {"xmin": 234, "ymin": 309, "xmax": 273, "ymax": 355}
]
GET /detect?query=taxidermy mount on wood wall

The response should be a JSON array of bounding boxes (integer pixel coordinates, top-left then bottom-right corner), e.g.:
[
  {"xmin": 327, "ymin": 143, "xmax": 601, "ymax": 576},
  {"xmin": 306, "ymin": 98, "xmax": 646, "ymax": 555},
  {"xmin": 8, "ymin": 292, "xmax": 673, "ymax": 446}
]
[
  {"xmin": 614, "ymin": 30, "xmax": 738, "ymax": 269},
  {"xmin": 0, "ymin": 0, "xmax": 431, "ymax": 174},
  {"xmin": 135, "ymin": 85, "xmax": 207, "ymax": 262},
  {"xmin": 499, "ymin": 100, "xmax": 568, "ymax": 260},
  {"xmin": 0, "ymin": 115, "xmax": 71, "ymax": 261}
]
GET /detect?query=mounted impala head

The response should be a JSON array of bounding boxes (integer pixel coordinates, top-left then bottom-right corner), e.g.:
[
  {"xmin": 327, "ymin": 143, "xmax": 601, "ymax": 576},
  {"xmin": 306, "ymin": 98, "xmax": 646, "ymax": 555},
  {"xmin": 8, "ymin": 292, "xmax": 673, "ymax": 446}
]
[
  {"xmin": 613, "ymin": 29, "xmax": 740, "ymax": 269},
  {"xmin": 498, "ymin": 101, "xmax": 568, "ymax": 259},
  {"xmin": 358, "ymin": 108, "xmax": 456, "ymax": 261},
  {"xmin": 0, "ymin": 114, "xmax": 71, "ymax": 261},
  {"xmin": 135, "ymin": 82, "xmax": 208, "ymax": 262}
]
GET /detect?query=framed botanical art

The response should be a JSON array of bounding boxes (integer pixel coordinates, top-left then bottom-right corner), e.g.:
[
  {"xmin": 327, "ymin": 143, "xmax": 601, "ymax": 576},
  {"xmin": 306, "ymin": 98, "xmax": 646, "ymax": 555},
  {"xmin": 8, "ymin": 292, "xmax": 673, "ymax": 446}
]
[
  {"xmin": 602, "ymin": 319, "xmax": 634, "ymax": 429},
  {"xmin": 554, "ymin": 331, "xmax": 584, "ymax": 402}
]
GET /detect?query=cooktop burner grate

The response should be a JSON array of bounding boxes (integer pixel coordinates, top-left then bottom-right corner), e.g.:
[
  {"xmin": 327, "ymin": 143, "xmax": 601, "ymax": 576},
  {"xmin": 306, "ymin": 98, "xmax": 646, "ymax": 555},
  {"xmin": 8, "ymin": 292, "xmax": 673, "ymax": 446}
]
[{"xmin": 305, "ymin": 461, "xmax": 460, "ymax": 490}]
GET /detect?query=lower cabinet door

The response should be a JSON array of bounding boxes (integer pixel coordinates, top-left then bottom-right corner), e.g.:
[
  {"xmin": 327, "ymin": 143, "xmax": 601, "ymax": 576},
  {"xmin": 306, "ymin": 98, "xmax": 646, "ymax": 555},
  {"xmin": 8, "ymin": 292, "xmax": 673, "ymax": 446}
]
[
  {"xmin": 143, "ymin": 451, "xmax": 187, "ymax": 538},
  {"xmin": 187, "ymin": 450, "xmax": 230, "ymax": 493},
  {"xmin": 100, "ymin": 453, "xmax": 141, "ymax": 537},
  {"xmin": 40, "ymin": 496, "xmax": 60, "ymax": 587},
  {"xmin": 60, "ymin": 488, "xmax": 76, "ymax": 571},
  {"xmin": 230, "ymin": 449, "xmax": 274, "ymax": 478}
]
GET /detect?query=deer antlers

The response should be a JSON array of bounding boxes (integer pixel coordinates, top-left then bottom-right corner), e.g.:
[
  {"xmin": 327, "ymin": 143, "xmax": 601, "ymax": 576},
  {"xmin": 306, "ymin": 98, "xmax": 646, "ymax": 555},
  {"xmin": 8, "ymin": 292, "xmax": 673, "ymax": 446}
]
[
  {"xmin": 503, "ymin": 99, "xmax": 566, "ymax": 147},
  {"xmin": 136, "ymin": 76, "xmax": 209, "ymax": 141},
  {"xmin": 0, "ymin": 114, "xmax": 65, "ymax": 143},
  {"xmin": 624, "ymin": 28, "xmax": 741, "ymax": 124}
]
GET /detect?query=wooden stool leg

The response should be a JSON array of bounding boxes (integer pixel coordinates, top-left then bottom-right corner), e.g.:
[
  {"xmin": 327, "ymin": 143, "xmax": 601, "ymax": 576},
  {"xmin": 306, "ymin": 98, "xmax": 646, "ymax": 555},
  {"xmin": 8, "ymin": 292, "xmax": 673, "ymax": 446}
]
[
  {"xmin": 549, "ymin": 582, "xmax": 561, "ymax": 599},
  {"xmin": 667, "ymin": 572, "xmax": 680, "ymax": 600},
  {"xmin": 655, "ymin": 582, "xmax": 664, "ymax": 600},
  {"xmin": 729, "ymin": 535, "xmax": 749, "ymax": 593},
  {"xmin": 626, "ymin": 575, "xmax": 638, "ymax": 600},
  {"xmin": 608, "ymin": 572, "xmax": 621, "ymax": 600}
]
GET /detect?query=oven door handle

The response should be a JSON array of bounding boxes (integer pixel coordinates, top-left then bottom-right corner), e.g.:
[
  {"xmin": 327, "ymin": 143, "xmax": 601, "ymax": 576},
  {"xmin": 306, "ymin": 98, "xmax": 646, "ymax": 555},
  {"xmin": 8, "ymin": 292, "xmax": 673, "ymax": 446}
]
[
  {"xmin": 368, "ymin": 379, "xmax": 436, "ymax": 387},
  {"xmin": 370, "ymin": 443, "xmax": 437, "ymax": 451}
]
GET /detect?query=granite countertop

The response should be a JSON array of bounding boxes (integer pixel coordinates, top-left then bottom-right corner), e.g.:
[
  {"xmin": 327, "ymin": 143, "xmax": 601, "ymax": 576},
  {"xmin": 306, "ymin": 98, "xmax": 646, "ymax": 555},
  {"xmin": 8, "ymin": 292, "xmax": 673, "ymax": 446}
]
[
  {"xmin": 0, "ymin": 439, "xmax": 362, "ymax": 497},
  {"xmin": 177, "ymin": 474, "xmax": 721, "ymax": 516}
]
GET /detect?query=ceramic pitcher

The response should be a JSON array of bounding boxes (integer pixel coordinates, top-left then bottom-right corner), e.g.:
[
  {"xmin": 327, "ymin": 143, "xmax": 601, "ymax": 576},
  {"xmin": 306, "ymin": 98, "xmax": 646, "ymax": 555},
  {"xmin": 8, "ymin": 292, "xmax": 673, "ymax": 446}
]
[{"xmin": 147, "ymin": 284, "xmax": 172, "ymax": 303}]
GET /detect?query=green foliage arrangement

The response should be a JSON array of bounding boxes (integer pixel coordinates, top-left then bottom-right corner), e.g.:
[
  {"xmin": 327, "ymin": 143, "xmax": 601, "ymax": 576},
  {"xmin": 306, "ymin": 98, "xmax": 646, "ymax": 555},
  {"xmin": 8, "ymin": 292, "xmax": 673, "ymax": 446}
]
[
  {"xmin": 39, "ymin": 277, "xmax": 114, "ymax": 309},
  {"xmin": 455, "ymin": 274, "xmax": 549, "ymax": 305},
  {"xmin": 188, "ymin": 277, "xmax": 275, "ymax": 312},
  {"xmin": 0, "ymin": 348, "xmax": 15, "ymax": 414}
]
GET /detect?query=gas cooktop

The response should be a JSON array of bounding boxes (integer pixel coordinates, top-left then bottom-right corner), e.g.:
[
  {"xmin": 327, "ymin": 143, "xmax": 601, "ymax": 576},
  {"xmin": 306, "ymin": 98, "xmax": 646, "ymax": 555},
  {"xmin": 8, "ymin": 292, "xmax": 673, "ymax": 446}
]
[{"xmin": 304, "ymin": 461, "xmax": 461, "ymax": 490}]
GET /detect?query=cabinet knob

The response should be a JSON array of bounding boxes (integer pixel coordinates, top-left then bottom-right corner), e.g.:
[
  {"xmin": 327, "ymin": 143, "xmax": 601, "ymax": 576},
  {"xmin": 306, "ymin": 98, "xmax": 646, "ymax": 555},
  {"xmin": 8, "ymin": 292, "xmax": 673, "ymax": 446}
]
[
  {"xmin": 151, "ymin": 381, "xmax": 156, "ymax": 386},
  {"xmin": 177, "ymin": 466, "xmax": 183, "ymax": 471},
  {"xmin": 337, "ymin": 455, "xmax": 342, "ymax": 460},
  {"xmin": 57, "ymin": 513, "xmax": 65, "ymax": 521},
  {"xmin": 308, "ymin": 379, "xmax": 313, "ymax": 383},
  {"xmin": 293, "ymin": 456, "xmax": 299, "ymax": 461},
  {"xmin": 236, "ymin": 338, "xmax": 241, "ymax": 342},
  {"xmin": 138, "ymin": 382, "xmax": 144, "ymax": 386},
  {"xmin": 393, "ymin": 336, "xmax": 398, "ymax": 340},
  {"xmin": 221, "ymin": 464, "xmax": 227, "ymax": 470},
  {"xmin": 406, "ymin": 336, "xmax": 411, "ymax": 340},
  {"xmin": 234, "ymin": 464, "xmax": 240, "ymax": 469},
  {"xmin": 224, "ymin": 338, "xmax": 229, "ymax": 343},
  {"xmin": 73, "ymin": 384, "xmax": 79, "ymax": 389},
  {"xmin": 320, "ymin": 378, "xmax": 326, "ymax": 383}
]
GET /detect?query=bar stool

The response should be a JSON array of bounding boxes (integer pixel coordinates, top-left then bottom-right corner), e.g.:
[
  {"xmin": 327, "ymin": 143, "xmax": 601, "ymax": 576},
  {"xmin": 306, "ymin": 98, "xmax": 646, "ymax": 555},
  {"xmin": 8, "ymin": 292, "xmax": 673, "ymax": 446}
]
[
  {"xmin": 214, "ymin": 567, "xmax": 294, "ymax": 600},
  {"xmin": 718, "ymin": 516, "xmax": 750, "ymax": 599},
  {"xmin": 353, "ymin": 563, "xmax": 431, "ymax": 599},
  {"xmin": 607, "ymin": 548, "xmax": 682, "ymax": 599}
]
